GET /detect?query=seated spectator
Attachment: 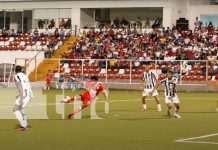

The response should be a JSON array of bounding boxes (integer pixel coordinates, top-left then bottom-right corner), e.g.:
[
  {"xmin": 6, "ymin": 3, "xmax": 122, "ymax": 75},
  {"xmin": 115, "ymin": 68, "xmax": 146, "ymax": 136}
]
[
  {"xmin": 54, "ymin": 28, "xmax": 59, "ymax": 38},
  {"xmin": 59, "ymin": 28, "xmax": 65, "ymax": 38},
  {"xmin": 9, "ymin": 29, "xmax": 17, "ymax": 37},
  {"xmin": 44, "ymin": 28, "xmax": 50, "ymax": 37}
]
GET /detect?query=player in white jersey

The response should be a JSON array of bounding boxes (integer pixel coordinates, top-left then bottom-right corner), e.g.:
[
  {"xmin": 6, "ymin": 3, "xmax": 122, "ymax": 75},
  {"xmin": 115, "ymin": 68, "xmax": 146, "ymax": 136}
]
[
  {"xmin": 152, "ymin": 71, "xmax": 181, "ymax": 118},
  {"xmin": 139, "ymin": 64, "xmax": 161, "ymax": 111},
  {"xmin": 13, "ymin": 65, "xmax": 33, "ymax": 131}
]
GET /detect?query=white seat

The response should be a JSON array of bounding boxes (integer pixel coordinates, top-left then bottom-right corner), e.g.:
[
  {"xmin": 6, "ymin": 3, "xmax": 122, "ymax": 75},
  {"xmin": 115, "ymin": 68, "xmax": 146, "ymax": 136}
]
[
  {"xmin": 118, "ymin": 69, "xmax": 125, "ymax": 74},
  {"xmin": 63, "ymin": 63, "xmax": 69, "ymax": 68},
  {"xmin": 8, "ymin": 37, "xmax": 14, "ymax": 42},
  {"xmin": 20, "ymin": 41, "xmax": 26, "ymax": 46},
  {"xmin": 64, "ymin": 68, "xmax": 70, "ymax": 73},
  {"xmin": 100, "ymin": 69, "xmax": 106, "ymax": 74}
]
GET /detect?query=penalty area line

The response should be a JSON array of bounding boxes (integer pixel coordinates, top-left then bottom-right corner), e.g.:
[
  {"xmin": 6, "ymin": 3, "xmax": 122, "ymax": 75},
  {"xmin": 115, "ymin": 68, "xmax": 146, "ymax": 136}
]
[{"xmin": 175, "ymin": 133, "xmax": 218, "ymax": 145}]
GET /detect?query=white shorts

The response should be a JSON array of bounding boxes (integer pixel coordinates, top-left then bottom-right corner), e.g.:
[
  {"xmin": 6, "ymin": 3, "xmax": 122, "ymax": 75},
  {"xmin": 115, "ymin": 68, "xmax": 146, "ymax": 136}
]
[
  {"xmin": 142, "ymin": 89, "xmax": 158, "ymax": 97},
  {"xmin": 15, "ymin": 89, "xmax": 33, "ymax": 108},
  {"xmin": 164, "ymin": 94, "xmax": 180, "ymax": 104}
]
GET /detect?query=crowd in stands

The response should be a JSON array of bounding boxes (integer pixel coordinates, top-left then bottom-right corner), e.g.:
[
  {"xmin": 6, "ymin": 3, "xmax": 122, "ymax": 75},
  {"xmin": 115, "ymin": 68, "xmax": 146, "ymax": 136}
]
[
  {"xmin": 65, "ymin": 23, "xmax": 218, "ymax": 62},
  {"xmin": 0, "ymin": 27, "xmax": 71, "ymax": 54}
]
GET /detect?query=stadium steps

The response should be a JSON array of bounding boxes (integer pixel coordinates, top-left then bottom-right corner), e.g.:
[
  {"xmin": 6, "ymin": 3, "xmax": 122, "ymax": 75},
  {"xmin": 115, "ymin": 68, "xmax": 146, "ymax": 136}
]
[{"xmin": 28, "ymin": 37, "xmax": 77, "ymax": 81}]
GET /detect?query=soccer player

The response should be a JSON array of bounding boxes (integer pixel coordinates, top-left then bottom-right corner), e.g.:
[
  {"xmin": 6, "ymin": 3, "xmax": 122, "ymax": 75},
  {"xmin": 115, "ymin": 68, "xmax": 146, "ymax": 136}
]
[
  {"xmin": 139, "ymin": 64, "xmax": 161, "ymax": 111},
  {"xmin": 62, "ymin": 76, "xmax": 108, "ymax": 118},
  {"xmin": 13, "ymin": 65, "xmax": 33, "ymax": 131},
  {"xmin": 44, "ymin": 70, "xmax": 53, "ymax": 90},
  {"xmin": 151, "ymin": 71, "xmax": 181, "ymax": 118}
]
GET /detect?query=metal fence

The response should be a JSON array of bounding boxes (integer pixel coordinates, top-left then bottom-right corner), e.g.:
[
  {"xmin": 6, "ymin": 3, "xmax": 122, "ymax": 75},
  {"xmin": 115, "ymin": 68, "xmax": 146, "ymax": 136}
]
[{"xmin": 15, "ymin": 58, "xmax": 215, "ymax": 85}]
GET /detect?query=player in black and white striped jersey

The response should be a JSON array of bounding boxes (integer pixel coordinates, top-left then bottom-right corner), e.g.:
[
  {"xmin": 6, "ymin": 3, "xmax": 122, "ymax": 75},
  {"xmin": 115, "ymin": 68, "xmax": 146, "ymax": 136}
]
[
  {"xmin": 139, "ymin": 64, "xmax": 161, "ymax": 111},
  {"xmin": 13, "ymin": 65, "xmax": 33, "ymax": 131},
  {"xmin": 151, "ymin": 71, "xmax": 181, "ymax": 118}
]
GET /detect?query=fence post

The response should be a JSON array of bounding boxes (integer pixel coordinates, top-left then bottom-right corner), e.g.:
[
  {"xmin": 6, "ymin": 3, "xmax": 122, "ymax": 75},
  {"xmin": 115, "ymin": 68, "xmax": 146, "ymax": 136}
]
[
  {"xmin": 106, "ymin": 59, "xmax": 108, "ymax": 83},
  {"xmin": 130, "ymin": 60, "xmax": 132, "ymax": 84},
  {"xmin": 180, "ymin": 60, "xmax": 182, "ymax": 84}
]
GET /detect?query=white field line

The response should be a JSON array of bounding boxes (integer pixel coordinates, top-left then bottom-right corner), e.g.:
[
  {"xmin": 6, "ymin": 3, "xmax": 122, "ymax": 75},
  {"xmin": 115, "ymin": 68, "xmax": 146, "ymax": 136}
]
[
  {"xmin": 175, "ymin": 133, "xmax": 218, "ymax": 145},
  {"xmin": 0, "ymin": 97, "xmax": 214, "ymax": 108}
]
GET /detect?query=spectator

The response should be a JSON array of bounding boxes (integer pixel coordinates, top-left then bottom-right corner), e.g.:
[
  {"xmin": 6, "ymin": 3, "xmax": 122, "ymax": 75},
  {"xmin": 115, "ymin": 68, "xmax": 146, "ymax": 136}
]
[
  {"xmin": 145, "ymin": 17, "xmax": 151, "ymax": 28},
  {"xmin": 152, "ymin": 17, "xmax": 161, "ymax": 29},
  {"xmin": 60, "ymin": 19, "xmax": 65, "ymax": 28},
  {"xmin": 113, "ymin": 17, "xmax": 120, "ymax": 28},
  {"xmin": 38, "ymin": 19, "xmax": 44, "ymax": 29},
  {"xmin": 65, "ymin": 19, "xmax": 71, "ymax": 29},
  {"xmin": 120, "ymin": 17, "xmax": 129, "ymax": 27},
  {"xmin": 48, "ymin": 19, "xmax": 55, "ymax": 29}
]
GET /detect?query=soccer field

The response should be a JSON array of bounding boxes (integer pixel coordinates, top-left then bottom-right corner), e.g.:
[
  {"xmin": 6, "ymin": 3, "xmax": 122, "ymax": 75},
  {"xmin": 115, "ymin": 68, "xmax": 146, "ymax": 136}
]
[{"xmin": 0, "ymin": 88, "xmax": 217, "ymax": 150}]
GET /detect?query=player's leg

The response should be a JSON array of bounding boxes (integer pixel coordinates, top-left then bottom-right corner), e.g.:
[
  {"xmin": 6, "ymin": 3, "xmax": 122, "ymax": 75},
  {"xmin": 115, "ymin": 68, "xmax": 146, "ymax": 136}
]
[
  {"xmin": 172, "ymin": 95, "xmax": 181, "ymax": 118},
  {"xmin": 152, "ymin": 90, "xmax": 161, "ymax": 111},
  {"xmin": 142, "ymin": 90, "xmax": 148, "ymax": 111},
  {"xmin": 68, "ymin": 103, "xmax": 89, "ymax": 119},
  {"xmin": 13, "ymin": 97, "xmax": 28, "ymax": 131},
  {"xmin": 165, "ymin": 96, "xmax": 172, "ymax": 116}
]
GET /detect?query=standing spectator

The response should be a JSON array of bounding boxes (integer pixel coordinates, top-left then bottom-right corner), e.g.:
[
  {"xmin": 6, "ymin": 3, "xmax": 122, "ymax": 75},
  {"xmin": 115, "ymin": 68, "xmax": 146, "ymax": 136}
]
[
  {"xmin": 136, "ymin": 17, "xmax": 142, "ymax": 29},
  {"xmin": 44, "ymin": 70, "xmax": 53, "ymax": 90},
  {"xmin": 48, "ymin": 19, "xmax": 55, "ymax": 29},
  {"xmin": 54, "ymin": 28, "xmax": 59, "ymax": 38},
  {"xmin": 113, "ymin": 17, "xmax": 120, "ymax": 28},
  {"xmin": 152, "ymin": 17, "xmax": 161, "ymax": 29},
  {"xmin": 60, "ymin": 19, "xmax": 65, "ymax": 28},
  {"xmin": 194, "ymin": 17, "xmax": 201, "ymax": 31},
  {"xmin": 38, "ymin": 19, "xmax": 44, "ymax": 29},
  {"xmin": 145, "ymin": 17, "xmax": 151, "ymax": 28},
  {"xmin": 65, "ymin": 19, "xmax": 71, "ymax": 29}
]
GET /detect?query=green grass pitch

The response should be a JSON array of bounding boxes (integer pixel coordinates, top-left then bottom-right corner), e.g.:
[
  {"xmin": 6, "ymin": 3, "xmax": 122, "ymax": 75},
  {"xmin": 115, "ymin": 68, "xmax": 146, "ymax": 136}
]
[{"xmin": 0, "ymin": 88, "xmax": 217, "ymax": 150}]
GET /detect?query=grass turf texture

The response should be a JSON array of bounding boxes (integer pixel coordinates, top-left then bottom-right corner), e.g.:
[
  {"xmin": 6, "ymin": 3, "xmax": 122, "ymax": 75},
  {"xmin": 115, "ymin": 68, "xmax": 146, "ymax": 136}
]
[{"xmin": 0, "ymin": 88, "xmax": 217, "ymax": 150}]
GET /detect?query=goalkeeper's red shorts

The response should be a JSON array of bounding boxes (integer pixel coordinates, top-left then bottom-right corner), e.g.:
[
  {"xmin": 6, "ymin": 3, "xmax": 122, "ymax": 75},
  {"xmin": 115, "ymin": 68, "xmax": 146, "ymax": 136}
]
[{"xmin": 80, "ymin": 91, "xmax": 92, "ymax": 106}]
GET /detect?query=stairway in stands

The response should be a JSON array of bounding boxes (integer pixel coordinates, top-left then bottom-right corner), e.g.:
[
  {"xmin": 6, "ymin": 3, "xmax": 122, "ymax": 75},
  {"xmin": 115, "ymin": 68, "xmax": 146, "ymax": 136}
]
[{"xmin": 29, "ymin": 37, "xmax": 76, "ymax": 82}]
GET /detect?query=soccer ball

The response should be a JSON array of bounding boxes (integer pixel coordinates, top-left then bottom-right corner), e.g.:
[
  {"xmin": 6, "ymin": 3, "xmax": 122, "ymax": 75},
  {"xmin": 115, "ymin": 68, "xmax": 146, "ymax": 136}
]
[{"xmin": 63, "ymin": 96, "xmax": 71, "ymax": 103}]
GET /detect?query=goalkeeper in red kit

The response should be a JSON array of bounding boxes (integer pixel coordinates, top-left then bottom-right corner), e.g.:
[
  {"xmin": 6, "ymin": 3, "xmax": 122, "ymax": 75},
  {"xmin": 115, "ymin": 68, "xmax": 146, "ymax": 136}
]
[{"xmin": 62, "ymin": 76, "xmax": 109, "ymax": 118}]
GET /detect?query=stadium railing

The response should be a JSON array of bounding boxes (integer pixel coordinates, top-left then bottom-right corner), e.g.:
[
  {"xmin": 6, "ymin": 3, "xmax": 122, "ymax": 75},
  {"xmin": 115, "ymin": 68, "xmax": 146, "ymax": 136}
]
[{"xmin": 13, "ymin": 58, "xmax": 216, "ymax": 86}]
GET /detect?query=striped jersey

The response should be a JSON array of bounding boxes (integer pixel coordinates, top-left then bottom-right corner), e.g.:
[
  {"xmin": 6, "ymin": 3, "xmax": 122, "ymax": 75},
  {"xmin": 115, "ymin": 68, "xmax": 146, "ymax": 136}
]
[
  {"xmin": 142, "ymin": 71, "xmax": 156, "ymax": 90},
  {"xmin": 160, "ymin": 77, "xmax": 178, "ymax": 97},
  {"xmin": 14, "ymin": 72, "xmax": 33, "ymax": 97}
]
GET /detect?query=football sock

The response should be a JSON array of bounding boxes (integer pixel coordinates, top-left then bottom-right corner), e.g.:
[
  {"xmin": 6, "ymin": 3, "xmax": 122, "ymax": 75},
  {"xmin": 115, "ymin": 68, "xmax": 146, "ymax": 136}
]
[
  {"xmin": 143, "ymin": 104, "xmax": 147, "ymax": 110},
  {"xmin": 21, "ymin": 110, "xmax": 28, "ymax": 127},
  {"xmin": 175, "ymin": 108, "xmax": 179, "ymax": 114},
  {"xmin": 157, "ymin": 104, "xmax": 161, "ymax": 110},
  {"xmin": 14, "ymin": 110, "xmax": 27, "ymax": 128}
]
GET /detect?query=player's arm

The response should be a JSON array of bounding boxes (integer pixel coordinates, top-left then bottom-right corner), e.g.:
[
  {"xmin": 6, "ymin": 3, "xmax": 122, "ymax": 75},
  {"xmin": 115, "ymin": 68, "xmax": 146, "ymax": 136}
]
[
  {"xmin": 152, "ymin": 81, "xmax": 161, "ymax": 92},
  {"xmin": 139, "ymin": 80, "xmax": 144, "ymax": 89},
  {"xmin": 15, "ymin": 82, "xmax": 24, "ymax": 106}
]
